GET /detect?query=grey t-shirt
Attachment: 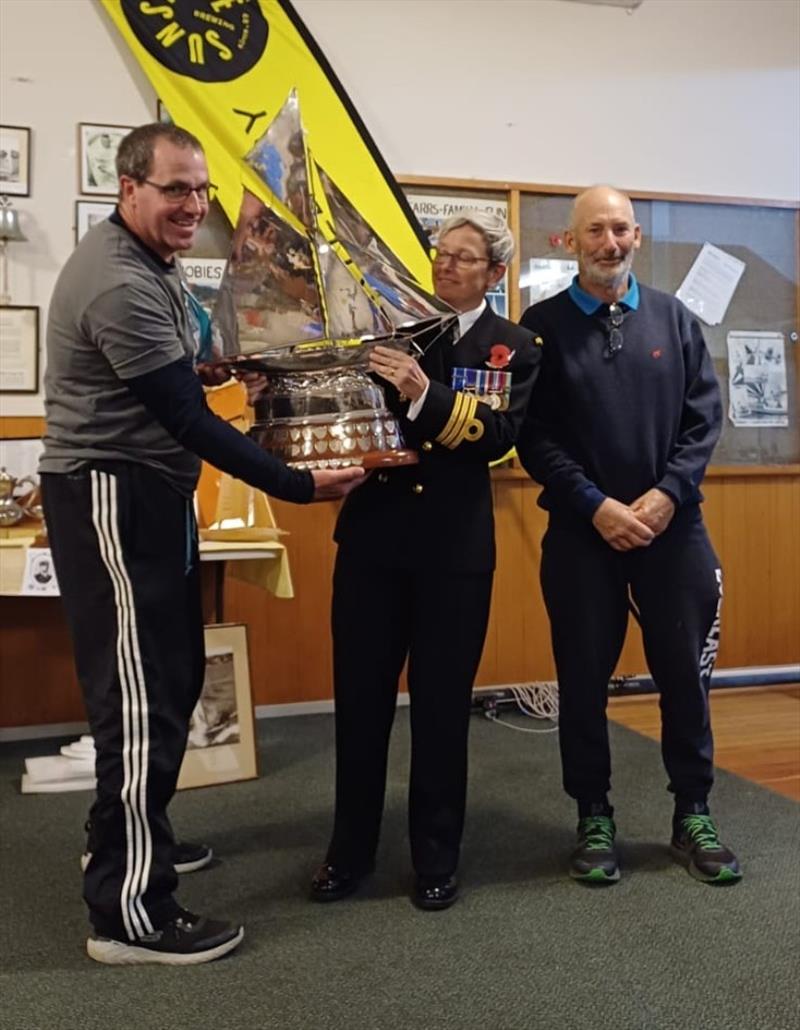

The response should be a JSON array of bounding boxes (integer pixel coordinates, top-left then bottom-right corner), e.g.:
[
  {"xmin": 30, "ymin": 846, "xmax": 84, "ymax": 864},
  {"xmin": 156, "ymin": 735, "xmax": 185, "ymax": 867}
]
[{"xmin": 40, "ymin": 216, "xmax": 201, "ymax": 496}]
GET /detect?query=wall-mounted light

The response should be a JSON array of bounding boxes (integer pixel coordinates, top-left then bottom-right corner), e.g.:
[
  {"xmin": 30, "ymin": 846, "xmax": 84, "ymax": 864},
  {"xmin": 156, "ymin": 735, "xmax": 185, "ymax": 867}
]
[
  {"xmin": 560, "ymin": 0, "xmax": 643, "ymax": 10},
  {"xmin": 0, "ymin": 196, "xmax": 28, "ymax": 306}
]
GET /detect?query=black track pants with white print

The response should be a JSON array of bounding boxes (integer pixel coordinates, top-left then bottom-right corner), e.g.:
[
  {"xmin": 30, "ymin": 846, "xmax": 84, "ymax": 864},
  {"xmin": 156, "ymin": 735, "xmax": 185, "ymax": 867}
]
[
  {"xmin": 41, "ymin": 464, "xmax": 204, "ymax": 940},
  {"xmin": 540, "ymin": 506, "xmax": 721, "ymax": 807}
]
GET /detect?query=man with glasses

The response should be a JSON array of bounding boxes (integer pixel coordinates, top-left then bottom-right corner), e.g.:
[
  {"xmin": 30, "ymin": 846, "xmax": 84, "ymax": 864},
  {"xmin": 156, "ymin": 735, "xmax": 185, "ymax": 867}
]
[
  {"xmin": 310, "ymin": 211, "xmax": 539, "ymax": 911},
  {"xmin": 40, "ymin": 123, "xmax": 364, "ymax": 966},
  {"xmin": 516, "ymin": 186, "xmax": 741, "ymax": 887}
]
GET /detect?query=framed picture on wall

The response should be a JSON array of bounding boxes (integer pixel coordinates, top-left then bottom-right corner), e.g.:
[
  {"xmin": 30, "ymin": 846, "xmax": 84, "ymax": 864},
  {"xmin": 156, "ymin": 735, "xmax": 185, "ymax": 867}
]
[
  {"xmin": 0, "ymin": 125, "xmax": 31, "ymax": 197},
  {"xmin": 0, "ymin": 305, "xmax": 39, "ymax": 393},
  {"xmin": 75, "ymin": 200, "xmax": 115, "ymax": 244},
  {"xmin": 177, "ymin": 623, "xmax": 258, "ymax": 790},
  {"xmin": 78, "ymin": 123, "xmax": 131, "ymax": 196}
]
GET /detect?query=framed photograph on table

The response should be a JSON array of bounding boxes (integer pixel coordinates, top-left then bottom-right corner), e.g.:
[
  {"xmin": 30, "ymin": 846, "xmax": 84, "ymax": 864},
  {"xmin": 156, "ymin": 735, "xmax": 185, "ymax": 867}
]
[
  {"xmin": 75, "ymin": 200, "xmax": 115, "ymax": 244},
  {"xmin": 0, "ymin": 125, "xmax": 31, "ymax": 197},
  {"xmin": 177, "ymin": 623, "xmax": 258, "ymax": 790},
  {"xmin": 78, "ymin": 123, "xmax": 131, "ymax": 196},
  {"xmin": 0, "ymin": 305, "xmax": 39, "ymax": 393}
]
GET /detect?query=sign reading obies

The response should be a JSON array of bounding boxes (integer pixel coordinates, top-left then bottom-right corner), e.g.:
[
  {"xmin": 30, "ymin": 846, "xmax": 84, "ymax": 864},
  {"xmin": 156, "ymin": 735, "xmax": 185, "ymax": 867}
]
[
  {"xmin": 178, "ymin": 257, "xmax": 228, "ymax": 310},
  {"xmin": 179, "ymin": 257, "xmax": 227, "ymax": 290}
]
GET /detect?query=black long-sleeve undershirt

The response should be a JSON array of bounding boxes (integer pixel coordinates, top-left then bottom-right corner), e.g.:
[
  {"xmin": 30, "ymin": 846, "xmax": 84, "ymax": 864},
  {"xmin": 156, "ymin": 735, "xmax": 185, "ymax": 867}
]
[{"xmin": 126, "ymin": 357, "xmax": 314, "ymax": 504}]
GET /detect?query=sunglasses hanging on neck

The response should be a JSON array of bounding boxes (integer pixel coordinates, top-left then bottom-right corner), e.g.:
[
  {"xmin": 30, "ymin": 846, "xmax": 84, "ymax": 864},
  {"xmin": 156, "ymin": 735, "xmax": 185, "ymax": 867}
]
[{"xmin": 600, "ymin": 303, "xmax": 626, "ymax": 360}]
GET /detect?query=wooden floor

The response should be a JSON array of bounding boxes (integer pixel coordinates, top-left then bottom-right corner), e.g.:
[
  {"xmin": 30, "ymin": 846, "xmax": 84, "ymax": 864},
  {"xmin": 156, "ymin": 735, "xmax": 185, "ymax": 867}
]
[{"xmin": 609, "ymin": 686, "xmax": 800, "ymax": 801}]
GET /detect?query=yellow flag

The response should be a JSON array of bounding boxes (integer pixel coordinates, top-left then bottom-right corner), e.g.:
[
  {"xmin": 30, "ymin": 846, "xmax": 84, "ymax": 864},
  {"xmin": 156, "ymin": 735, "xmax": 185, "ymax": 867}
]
[{"xmin": 100, "ymin": 0, "xmax": 432, "ymax": 284}]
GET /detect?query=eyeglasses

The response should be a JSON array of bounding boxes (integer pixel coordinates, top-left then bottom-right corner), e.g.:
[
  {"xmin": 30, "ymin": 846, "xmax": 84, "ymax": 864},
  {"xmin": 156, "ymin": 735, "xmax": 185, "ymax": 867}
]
[
  {"xmin": 602, "ymin": 303, "xmax": 625, "ymax": 359},
  {"xmin": 140, "ymin": 180, "xmax": 217, "ymax": 204},
  {"xmin": 433, "ymin": 247, "xmax": 490, "ymax": 269}
]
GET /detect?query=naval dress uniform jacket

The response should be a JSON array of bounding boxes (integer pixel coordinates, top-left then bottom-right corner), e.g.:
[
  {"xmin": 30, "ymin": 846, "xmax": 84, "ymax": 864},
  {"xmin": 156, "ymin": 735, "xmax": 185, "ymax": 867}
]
[
  {"xmin": 328, "ymin": 305, "xmax": 539, "ymax": 878},
  {"xmin": 516, "ymin": 276, "xmax": 723, "ymax": 810}
]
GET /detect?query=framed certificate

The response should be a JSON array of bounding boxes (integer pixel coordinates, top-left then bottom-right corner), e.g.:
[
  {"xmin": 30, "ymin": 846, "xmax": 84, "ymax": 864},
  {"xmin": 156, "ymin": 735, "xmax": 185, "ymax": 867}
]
[{"xmin": 0, "ymin": 305, "xmax": 39, "ymax": 393}]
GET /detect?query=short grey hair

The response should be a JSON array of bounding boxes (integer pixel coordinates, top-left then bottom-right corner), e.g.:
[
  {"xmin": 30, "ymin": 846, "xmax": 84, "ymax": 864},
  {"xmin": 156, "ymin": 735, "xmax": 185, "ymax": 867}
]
[
  {"xmin": 116, "ymin": 123, "xmax": 205, "ymax": 182},
  {"xmin": 436, "ymin": 209, "xmax": 514, "ymax": 265}
]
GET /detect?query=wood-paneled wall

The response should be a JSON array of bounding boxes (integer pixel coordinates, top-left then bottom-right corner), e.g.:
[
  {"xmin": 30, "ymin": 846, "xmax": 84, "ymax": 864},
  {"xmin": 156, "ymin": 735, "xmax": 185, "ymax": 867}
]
[
  {"xmin": 1, "ymin": 178, "xmax": 797, "ymax": 726},
  {"xmin": 2, "ymin": 469, "xmax": 797, "ymax": 727}
]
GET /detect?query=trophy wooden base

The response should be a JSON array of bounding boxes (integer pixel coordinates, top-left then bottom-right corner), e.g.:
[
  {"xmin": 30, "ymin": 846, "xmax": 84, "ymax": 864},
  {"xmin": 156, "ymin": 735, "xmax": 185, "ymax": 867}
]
[
  {"xmin": 359, "ymin": 448, "xmax": 419, "ymax": 469},
  {"xmin": 281, "ymin": 447, "xmax": 418, "ymax": 471}
]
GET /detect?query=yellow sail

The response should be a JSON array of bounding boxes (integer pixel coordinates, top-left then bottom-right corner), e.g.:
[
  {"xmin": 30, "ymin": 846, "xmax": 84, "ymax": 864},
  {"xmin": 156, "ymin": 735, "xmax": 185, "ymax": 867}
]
[{"xmin": 100, "ymin": 0, "xmax": 433, "ymax": 286}]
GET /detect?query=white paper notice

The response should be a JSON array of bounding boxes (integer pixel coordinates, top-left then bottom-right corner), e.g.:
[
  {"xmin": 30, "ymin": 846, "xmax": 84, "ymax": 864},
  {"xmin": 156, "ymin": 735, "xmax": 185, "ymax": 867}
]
[
  {"xmin": 727, "ymin": 331, "xmax": 788, "ymax": 428},
  {"xmin": 0, "ymin": 307, "xmax": 37, "ymax": 391},
  {"xmin": 676, "ymin": 243, "xmax": 745, "ymax": 326},
  {"xmin": 20, "ymin": 547, "xmax": 60, "ymax": 596},
  {"xmin": 0, "ymin": 438, "xmax": 43, "ymax": 482}
]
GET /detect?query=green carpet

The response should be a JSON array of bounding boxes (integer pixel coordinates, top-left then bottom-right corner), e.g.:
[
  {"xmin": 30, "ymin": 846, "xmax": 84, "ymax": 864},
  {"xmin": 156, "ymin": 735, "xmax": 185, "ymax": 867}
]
[{"xmin": 1, "ymin": 711, "xmax": 798, "ymax": 1030}]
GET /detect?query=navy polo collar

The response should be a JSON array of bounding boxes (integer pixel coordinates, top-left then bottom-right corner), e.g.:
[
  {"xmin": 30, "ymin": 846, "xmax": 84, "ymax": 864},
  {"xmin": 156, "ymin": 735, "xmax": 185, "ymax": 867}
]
[{"xmin": 110, "ymin": 207, "xmax": 175, "ymax": 271}]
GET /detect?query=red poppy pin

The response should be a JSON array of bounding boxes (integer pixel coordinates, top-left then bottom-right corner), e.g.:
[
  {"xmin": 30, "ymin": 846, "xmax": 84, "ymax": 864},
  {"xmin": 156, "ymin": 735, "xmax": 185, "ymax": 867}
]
[{"xmin": 486, "ymin": 344, "xmax": 514, "ymax": 369}]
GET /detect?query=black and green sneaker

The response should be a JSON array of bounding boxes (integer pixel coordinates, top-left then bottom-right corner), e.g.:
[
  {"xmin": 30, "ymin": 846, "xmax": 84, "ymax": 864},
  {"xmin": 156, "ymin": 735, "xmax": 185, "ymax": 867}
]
[
  {"xmin": 570, "ymin": 815, "xmax": 620, "ymax": 884},
  {"xmin": 670, "ymin": 814, "xmax": 742, "ymax": 884}
]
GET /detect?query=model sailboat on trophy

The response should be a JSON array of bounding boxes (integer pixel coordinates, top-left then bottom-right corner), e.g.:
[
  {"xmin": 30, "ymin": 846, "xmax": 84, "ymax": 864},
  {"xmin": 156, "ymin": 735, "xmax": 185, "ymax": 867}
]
[{"xmin": 212, "ymin": 90, "xmax": 457, "ymax": 470}]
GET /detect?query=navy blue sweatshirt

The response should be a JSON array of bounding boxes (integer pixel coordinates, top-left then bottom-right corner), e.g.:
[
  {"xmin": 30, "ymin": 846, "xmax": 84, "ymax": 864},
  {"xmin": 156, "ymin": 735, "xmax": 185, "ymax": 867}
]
[
  {"xmin": 126, "ymin": 357, "xmax": 314, "ymax": 503},
  {"xmin": 516, "ymin": 282, "xmax": 721, "ymax": 520}
]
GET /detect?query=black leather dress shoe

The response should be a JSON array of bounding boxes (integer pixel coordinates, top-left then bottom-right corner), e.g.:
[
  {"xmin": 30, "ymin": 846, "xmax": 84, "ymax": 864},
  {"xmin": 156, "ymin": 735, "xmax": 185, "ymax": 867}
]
[
  {"xmin": 413, "ymin": 874, "xmax": 459, "ymax": 911},
  {"xmin": 310, "ymin": 863, "xmax": 366, "ymax": 902}
]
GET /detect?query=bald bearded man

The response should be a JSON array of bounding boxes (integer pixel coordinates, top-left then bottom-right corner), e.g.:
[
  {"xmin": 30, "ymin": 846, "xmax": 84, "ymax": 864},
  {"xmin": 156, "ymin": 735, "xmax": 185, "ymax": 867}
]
[{"xmin": 516, "ymin": 186, "xmax": 741, "ymax": 887}]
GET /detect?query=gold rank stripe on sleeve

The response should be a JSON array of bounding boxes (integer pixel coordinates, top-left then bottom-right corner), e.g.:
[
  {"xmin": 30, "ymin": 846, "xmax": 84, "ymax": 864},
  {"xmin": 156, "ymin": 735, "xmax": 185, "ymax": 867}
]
[
  {"xmin": 461, "ymin": 410, "xmax": 485, "ymax": 444},
  {"xmin": 436, "ymin": 393, "xmax": 485, "ymax": 449},
  {"xmin": 436, "ymin": 391, "xmax": 469, "ymax": 448}
]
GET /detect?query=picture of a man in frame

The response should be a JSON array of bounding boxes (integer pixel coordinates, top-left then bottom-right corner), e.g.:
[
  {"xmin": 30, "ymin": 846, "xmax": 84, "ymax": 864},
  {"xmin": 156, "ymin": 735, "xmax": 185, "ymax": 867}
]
[
  {"xmin": 0, "ymin": 131, "xmax": 21, "ymax": 183},
  {"xmin": 81, "ymin": 127, "xmax": 128, "ymax": 193}
]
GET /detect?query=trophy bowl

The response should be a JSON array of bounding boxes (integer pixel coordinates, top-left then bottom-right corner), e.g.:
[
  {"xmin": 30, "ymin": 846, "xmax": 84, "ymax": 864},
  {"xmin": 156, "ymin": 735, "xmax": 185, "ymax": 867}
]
[{"xmin": 249, "ymin": 366, "xmax": 418, "ymax": 470}]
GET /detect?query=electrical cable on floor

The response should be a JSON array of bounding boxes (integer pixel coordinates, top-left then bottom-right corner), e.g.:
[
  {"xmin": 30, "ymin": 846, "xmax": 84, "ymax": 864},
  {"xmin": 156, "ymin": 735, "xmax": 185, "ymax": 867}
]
[{"xmin": 483, "ymin": 682, "xmax": 559, "ymax": 734}]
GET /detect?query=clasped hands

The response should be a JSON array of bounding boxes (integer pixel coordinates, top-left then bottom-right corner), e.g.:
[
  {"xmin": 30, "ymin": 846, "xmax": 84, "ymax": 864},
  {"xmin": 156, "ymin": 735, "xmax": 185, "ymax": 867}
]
[{"xmin": 592, "ymin": 489, "xmax": 676, "ymax": 552}]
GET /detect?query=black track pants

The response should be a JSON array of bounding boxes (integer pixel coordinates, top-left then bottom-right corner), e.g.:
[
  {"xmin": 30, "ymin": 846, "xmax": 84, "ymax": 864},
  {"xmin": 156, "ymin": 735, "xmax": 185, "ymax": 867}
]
[
  {"xmin": 540, "ymin": 508, "xmax": 721, "ymax": 807},
  {"xmin": 327, "ymin": 549, "xmax": 493, "ymax": 878},
  {"xmin": 41, "ymin": 464, "xmax": 204, "ymax": 940}
]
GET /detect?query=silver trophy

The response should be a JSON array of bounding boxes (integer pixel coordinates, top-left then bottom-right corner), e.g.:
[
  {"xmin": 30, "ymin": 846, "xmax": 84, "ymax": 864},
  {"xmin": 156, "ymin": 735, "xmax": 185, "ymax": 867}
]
[{"xmin": 213, "ymin": 90, "xmax": 455, "ymax": 470}]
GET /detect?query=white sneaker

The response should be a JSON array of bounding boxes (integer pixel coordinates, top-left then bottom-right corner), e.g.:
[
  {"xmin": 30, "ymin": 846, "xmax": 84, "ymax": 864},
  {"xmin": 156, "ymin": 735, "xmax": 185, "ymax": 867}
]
[{"xmin": 87, "ymin": 909, "xmax": 243, "ymax": 966}]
